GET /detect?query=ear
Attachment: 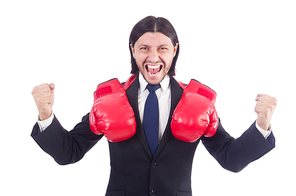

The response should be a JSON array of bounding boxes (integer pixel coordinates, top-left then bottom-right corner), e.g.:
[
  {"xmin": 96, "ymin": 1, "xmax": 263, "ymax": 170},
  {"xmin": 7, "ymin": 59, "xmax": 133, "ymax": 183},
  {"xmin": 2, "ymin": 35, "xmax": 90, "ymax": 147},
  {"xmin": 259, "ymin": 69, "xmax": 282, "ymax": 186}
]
[
  {"xmin": 130, "ymin": 44, "xmax": 136, "ymax": 59},
  {"xmin": 173, "ymin": 43, "xmax": 179, "ymax": 57}
]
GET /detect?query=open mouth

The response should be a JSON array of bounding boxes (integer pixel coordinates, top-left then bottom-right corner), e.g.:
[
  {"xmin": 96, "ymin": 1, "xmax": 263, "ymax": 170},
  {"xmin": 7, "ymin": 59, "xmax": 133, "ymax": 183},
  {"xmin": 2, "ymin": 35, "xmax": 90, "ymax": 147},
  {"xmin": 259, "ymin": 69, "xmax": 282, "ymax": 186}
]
[{"xmin": 145, "ymin": 64, "xmax": 163, "ymax": 76}]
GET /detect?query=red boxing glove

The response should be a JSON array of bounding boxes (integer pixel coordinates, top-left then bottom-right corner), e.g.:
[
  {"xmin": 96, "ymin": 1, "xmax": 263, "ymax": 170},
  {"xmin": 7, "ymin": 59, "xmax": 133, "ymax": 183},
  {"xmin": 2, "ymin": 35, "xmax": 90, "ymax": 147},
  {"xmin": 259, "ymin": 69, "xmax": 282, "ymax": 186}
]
[
  {"xmin": 171, "ymin": 79, "xmax": 218, "ymax": 143},
  {"xmin": 89, "ymin": 79, "xmax": 136, "ymax": 142}
]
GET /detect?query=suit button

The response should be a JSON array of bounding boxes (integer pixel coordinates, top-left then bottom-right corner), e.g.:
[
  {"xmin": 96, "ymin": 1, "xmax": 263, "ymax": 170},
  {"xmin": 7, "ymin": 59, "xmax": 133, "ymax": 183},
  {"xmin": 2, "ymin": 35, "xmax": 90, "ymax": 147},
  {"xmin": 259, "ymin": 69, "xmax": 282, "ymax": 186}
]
[
  {"xmin": 151, "ymin": 162, "xmax": 157, "ymax": 168},
  {"xmin": 150, "ymin": 190, "xmax": 155, "ymax": 196}
]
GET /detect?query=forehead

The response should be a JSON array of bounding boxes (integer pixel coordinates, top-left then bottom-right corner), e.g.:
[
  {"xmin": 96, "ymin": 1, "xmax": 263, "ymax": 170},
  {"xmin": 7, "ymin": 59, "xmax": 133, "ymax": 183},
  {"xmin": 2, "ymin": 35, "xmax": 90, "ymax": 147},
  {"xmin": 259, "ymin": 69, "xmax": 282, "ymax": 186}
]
[{"xmin": 135, "ymin": 32, "xmax": 173, "ymax": 47}]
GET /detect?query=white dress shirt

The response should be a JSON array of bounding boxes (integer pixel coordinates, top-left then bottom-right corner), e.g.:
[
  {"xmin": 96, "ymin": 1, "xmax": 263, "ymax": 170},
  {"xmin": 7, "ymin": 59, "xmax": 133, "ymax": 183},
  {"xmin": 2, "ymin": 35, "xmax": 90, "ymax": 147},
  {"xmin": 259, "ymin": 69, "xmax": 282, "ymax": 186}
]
[
  {"xmin": 38, "ymin": 74, "xmax": 271, "ymax": 139},
  {"xmin": 138, "ymin": 74, "xmax": 171, "ymax": 142}
]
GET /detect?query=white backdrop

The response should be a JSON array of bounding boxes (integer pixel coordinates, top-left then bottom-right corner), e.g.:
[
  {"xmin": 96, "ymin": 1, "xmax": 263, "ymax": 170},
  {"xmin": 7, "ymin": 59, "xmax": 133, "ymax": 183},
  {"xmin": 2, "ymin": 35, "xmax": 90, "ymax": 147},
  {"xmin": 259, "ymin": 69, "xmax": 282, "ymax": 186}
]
[{"xmin": 1, "ymin": 0, "xmax": 295, "ymax": 195}]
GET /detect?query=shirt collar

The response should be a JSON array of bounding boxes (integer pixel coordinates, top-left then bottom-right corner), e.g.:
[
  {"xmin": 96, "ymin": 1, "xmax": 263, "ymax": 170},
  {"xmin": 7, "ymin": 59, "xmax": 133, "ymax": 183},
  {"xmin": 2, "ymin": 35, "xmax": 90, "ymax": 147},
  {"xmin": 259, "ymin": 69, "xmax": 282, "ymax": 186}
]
[{"xmin": 139, "ymin": 74, "xmax": 170, "ymax": 93}]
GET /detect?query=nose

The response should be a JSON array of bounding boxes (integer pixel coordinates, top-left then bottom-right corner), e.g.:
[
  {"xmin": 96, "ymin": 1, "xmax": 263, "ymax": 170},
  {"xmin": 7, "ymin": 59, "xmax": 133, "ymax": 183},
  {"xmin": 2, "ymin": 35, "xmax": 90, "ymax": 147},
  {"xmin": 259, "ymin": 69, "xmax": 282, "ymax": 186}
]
[{"xmin": 147, "ymin": 48, "xmax": 161, "ymax": 63}]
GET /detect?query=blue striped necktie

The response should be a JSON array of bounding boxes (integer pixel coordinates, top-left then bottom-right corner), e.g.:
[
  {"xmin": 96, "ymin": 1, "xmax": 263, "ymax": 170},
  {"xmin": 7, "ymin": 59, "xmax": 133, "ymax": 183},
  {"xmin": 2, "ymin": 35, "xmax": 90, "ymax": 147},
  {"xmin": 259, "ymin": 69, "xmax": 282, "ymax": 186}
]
[{"xmin": 143, "ymin": 84, "xmax": 161, "ymax": 157}]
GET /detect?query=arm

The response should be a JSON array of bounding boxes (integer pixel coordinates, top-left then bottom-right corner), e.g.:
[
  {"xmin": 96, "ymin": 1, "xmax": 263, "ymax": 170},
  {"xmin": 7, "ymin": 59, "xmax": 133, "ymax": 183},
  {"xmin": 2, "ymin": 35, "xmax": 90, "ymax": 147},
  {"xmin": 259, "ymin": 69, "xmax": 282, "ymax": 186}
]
[
  {"xmin": 202, "ymin": 94, "xmax": 277, "ymax": 172},
  {"xmin": 202, "ymin": 119, "xmax": 275, "ymax": 172},
  {"xmin": 31, "ymin": 113, "xmax": 103, "ymax": 165},
  {"xmin": 31, "ymin": 83, "xmax": 103, "ymax": 165}
]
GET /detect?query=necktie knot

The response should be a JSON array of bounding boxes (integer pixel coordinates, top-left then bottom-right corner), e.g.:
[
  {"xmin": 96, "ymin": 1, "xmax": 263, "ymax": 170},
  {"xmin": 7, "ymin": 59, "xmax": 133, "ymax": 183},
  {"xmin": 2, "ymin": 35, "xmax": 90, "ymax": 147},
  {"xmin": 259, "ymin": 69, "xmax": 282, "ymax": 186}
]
[{"xmin": 146, "ymin": 84, "xmax": 160, "ymax": 93}]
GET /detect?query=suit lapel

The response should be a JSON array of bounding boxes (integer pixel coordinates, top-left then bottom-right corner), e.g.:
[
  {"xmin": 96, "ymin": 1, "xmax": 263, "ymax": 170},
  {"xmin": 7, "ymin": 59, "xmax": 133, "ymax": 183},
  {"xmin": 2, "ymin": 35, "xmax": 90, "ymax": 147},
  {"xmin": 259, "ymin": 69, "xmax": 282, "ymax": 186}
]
[
  {"xmin": 125, "ymin": 75, "xmax": 152, "ymax": 157},
  {"xmin": 154, "ymin": 77, "xmax": 184, "ymax": 159},
  {"xmin": 125, "ymin": 76, "xmax": 184, "ymax": 159}
]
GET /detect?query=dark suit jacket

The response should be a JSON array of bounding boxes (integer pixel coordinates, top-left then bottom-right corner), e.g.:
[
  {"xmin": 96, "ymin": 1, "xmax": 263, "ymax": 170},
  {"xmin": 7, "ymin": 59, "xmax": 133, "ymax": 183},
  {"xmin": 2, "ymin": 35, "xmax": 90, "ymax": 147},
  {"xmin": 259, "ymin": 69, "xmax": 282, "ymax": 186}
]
[{"xmin": 31, "ymin": 76, "xmax": 275, "ymax": 196}]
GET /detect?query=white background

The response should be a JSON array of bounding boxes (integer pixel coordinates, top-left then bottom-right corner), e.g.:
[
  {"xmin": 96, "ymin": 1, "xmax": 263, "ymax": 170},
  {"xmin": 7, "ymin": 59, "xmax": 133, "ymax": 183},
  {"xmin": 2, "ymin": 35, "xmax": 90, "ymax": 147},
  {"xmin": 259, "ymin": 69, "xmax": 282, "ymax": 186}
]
[{"xmin": 1, "ymin": 0, "xmax": 295, "ymax": 195}]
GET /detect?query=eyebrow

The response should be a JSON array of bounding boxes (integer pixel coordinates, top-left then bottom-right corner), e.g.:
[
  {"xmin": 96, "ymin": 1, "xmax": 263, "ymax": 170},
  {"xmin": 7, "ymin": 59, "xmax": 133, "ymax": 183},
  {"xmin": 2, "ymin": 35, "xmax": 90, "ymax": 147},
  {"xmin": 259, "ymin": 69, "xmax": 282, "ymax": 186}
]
[
  {"xmin": 137, "ymin": 44, "xmax": 169, "ymax": 48},
  {"xmin": 137, "ymin": 44, "xmax": 149, "ymax": 48},
  {"xmin": 159, "ymin": 44, "xmax": 169, "ymax": 48}
]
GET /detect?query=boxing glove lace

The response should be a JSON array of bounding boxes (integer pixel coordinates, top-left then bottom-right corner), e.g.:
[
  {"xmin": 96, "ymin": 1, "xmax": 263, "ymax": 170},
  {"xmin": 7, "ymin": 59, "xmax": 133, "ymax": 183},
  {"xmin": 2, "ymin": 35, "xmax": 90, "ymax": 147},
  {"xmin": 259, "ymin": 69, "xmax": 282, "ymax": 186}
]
[
  {"xmin": 171, "ymin": 79, "xmax": 218, "ymax": 143},
  {"xmin": 89, "ymin": 78, "xmax": 136, "ymax": 142}
]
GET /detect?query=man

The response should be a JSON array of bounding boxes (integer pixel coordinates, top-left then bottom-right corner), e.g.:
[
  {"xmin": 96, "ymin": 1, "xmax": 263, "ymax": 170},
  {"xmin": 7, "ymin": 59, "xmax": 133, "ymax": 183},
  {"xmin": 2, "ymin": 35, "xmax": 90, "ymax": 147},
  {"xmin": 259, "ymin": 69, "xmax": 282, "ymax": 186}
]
[{"xmin": 31, "ymin": 16, "xmax": 276, "ymax": 196}]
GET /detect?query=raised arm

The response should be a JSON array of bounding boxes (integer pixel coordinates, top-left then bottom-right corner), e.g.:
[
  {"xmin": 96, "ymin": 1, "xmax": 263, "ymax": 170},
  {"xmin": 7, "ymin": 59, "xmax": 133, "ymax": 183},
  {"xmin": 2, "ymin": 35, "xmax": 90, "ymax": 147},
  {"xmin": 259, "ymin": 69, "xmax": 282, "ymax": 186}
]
[{"xmin": 31, "ymin": 84, "xmax": 103, "ymax": 165}]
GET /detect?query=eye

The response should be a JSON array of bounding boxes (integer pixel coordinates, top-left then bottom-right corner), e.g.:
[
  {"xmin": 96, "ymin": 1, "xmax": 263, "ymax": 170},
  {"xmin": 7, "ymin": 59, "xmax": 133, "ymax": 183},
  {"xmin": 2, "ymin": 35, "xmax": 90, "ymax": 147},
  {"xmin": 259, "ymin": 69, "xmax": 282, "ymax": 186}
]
[{"xmin": 140, "ymin": 47, "xmax": 148, "ymax": 50}]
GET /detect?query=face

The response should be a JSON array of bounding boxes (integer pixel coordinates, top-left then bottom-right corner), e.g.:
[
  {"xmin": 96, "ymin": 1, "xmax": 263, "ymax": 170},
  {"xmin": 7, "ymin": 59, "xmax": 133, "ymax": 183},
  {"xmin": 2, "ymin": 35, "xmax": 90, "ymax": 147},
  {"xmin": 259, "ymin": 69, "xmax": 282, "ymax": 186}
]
[{"xmin": 131, "ymin": 32, "xmax": 178, "ymax": 85}]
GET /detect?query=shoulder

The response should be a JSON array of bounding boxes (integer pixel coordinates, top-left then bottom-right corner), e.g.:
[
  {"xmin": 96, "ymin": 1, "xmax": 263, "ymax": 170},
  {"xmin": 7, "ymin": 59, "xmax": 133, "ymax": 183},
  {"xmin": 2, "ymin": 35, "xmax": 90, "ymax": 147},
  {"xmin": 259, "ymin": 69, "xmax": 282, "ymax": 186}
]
[
  {"xmin": 173, "ymin": 78, "xmax": 216, "ymax": 102},
  {"xmin": 173, "ymin": 77, "xmax": 215, "ymax": 92}
]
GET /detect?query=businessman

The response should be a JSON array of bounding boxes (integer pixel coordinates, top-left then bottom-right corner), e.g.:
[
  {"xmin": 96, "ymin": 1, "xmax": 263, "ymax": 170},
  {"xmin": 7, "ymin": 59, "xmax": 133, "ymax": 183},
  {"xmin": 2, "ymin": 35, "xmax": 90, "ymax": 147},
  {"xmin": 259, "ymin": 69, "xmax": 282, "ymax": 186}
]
[{"xmin": 31, "ymin": 16, "xmax": 276, "ymax": 196}]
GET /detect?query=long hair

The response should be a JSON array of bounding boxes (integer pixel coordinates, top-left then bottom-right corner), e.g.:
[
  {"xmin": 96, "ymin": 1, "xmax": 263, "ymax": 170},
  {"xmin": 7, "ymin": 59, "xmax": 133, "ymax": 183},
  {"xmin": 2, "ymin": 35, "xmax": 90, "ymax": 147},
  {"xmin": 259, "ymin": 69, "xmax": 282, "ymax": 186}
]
[{"xmin": 129, "ymin": 16, "xmax": 180, "ymax": 77}]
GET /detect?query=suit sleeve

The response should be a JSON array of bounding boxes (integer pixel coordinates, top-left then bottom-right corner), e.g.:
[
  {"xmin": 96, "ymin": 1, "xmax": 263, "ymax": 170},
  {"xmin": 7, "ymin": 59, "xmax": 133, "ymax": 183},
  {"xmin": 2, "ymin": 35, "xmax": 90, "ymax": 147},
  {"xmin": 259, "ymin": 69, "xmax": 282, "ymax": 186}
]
[
  {"xmin": 201, "ymin": 118, "xmax": 275, "ymax": 172},
  {"xmin": 31, "ymin": 113, "xmax": 103, "ymax": 165}
]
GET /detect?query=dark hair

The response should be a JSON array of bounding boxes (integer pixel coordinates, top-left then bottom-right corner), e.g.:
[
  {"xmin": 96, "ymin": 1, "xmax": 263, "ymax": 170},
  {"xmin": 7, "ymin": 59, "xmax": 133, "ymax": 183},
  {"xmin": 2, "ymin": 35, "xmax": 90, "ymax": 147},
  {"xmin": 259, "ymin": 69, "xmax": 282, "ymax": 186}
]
[{"xmin": 129, "ymin": 16, "xmax": 180, "ymax": 77}]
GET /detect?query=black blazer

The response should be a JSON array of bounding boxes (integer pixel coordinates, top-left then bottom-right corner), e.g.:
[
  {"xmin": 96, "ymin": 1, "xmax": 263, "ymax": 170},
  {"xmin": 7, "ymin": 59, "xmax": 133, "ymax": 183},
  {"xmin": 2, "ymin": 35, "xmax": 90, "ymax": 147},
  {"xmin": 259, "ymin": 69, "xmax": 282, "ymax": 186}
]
[{"xmin": 31, "ymin": 76, "xmax": 275, "ymax": 196}]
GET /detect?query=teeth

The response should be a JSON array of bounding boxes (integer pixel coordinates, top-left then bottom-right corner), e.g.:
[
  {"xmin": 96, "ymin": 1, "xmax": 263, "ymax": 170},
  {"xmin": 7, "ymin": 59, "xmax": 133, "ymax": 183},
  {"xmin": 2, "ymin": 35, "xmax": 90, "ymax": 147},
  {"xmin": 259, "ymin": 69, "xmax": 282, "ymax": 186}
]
[
  {"xmin": 146, "ymin": 64, "xmax": 162, "ymax": 76},
  {"xmin": 147, "ymin": 65, "xmax": 161, "ymax": 69},
  {"xmin": 148, "ymin": 71, "xmax": 157, "ymax": 76}
]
